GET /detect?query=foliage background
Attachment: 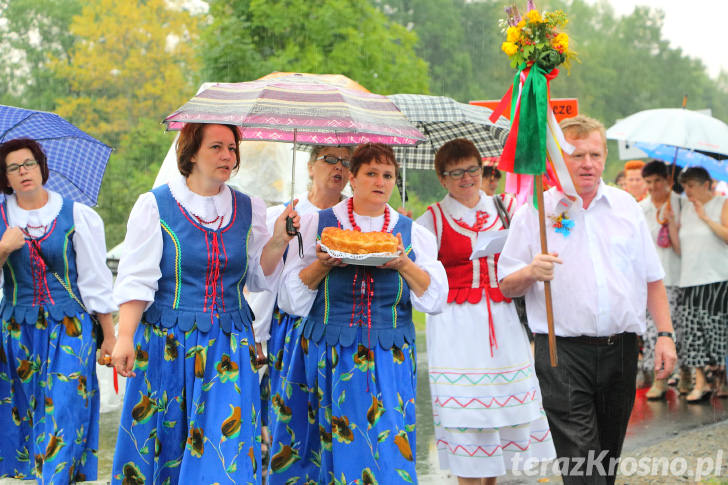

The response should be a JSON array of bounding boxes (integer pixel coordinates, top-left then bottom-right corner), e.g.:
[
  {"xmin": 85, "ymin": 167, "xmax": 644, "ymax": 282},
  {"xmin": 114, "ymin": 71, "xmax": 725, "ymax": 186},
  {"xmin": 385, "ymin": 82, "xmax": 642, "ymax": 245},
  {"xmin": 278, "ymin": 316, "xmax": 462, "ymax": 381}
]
[{"xmin": 1, "ymin": 0, "xmax": 727, "ymax": 247}]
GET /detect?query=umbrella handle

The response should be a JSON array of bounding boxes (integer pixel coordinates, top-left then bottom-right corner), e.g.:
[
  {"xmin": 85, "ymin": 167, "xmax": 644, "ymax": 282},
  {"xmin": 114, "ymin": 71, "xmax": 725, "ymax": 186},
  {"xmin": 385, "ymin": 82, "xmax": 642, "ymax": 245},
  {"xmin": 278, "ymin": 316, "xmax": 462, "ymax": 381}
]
[{"xmin": 286, "ymin": 217, "xmax": 304, "ymax": 258}]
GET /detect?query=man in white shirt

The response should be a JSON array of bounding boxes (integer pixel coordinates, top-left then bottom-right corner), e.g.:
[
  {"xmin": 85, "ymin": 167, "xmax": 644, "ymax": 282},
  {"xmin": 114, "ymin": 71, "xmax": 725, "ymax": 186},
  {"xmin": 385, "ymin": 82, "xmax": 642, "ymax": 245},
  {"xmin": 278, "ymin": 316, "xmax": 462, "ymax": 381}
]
[{"xmin": 498, "ymin": 115, "xmax": 677, "ymax": 485}]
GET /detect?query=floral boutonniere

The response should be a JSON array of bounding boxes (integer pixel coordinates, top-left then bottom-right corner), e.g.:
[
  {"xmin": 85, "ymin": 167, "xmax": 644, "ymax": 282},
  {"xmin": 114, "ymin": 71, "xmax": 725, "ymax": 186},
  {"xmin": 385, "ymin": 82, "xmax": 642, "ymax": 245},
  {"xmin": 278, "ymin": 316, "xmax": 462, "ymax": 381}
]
[{"xmin": 549, "ymin": 211, "xmax": 574, "ymax": 236}]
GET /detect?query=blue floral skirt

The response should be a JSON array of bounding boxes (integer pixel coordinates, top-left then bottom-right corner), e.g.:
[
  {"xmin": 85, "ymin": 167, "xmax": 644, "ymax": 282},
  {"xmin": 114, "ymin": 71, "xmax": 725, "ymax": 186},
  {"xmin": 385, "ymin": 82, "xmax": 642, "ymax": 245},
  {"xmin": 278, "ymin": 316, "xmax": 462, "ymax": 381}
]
[
  {"xmin": 284, "ymin": 334, "xmax": 419, "ymax": 485},
  {"xmin": 111, "ymin": 318, "xmax": 261, "ymax": 485},
  {"xmin": 0, "ymin": 311, "xmax": 99, "ymax": 483}
]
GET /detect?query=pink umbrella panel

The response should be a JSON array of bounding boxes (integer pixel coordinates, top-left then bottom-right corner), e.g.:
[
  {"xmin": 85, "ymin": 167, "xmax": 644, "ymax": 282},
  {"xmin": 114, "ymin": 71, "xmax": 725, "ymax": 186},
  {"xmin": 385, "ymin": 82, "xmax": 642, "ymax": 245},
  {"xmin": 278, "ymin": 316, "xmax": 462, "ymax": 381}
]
[{"xmin": 164, "ymin": 76, "xmax": 426, "ymax": 147}]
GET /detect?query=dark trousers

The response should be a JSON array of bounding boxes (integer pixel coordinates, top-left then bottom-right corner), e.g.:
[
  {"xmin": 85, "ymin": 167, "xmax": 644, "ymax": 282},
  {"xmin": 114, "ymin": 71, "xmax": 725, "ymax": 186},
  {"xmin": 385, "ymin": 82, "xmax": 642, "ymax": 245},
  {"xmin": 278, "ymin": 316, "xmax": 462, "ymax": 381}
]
[{"xmin": 534, "ymin": 332, "xmax": 639, "ymax": 485}]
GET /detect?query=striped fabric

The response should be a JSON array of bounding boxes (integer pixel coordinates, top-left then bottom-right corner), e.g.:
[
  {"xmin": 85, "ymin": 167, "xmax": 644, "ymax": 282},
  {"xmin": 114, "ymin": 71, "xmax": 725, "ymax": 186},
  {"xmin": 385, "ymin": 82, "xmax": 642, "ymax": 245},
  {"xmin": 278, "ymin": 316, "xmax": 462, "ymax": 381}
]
[
  {"xmin": 164, "ymin": 75, "xmax": 426, "ymax": 147},
  {"xmin": 388, "ymin": 94, "xmax": 510, "ymax": 170},
  {"xmin": 0, "ymin": 105, "xmax": 113, "ymax": 206}
]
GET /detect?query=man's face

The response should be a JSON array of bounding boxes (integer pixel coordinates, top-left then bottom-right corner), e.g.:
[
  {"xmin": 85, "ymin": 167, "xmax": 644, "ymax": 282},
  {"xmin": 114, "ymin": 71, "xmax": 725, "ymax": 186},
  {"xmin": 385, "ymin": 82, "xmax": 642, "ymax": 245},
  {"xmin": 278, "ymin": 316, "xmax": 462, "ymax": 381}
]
[
  {"xmin": 563, "ymin": 130, "xmax": 606, "ymax": 200},
  {"xmin": 625, "ymin": 169, "xmax": 647, "ymax": 199}
]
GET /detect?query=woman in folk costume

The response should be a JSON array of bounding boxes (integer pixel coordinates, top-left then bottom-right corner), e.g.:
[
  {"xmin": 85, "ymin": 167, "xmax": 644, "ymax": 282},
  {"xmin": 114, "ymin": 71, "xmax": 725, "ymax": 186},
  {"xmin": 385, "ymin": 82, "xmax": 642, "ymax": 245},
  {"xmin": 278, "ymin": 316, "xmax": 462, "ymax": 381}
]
[
  {"xmin": 0, "ymin": 138, "xmax": 116, "ymax": 484},
  {"xmin": 416, "ymin": 139, "xmax": 555, "ymax": 485},
  {"xmin": 247, "ymin": 144, "xmax": 352, "ymax": 483},
  {"xmin": 110, "ymin": 123, "xmax": 299, "ymax": 484},
  {"xmin": 277, "ymin": 143, "xmax": 447, "ymax": 484}
]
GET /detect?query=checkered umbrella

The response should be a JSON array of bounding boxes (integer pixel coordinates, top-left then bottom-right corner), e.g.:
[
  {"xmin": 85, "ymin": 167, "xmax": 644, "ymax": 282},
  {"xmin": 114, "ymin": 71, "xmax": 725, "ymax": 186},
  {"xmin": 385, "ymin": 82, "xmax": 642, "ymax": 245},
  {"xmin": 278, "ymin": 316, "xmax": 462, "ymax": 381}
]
[
  {"xmin": 0, "ymin": 105, "xmax": 113, "ymax": 206},
  {"xmin": 387, "ymin": 94, "xmax": 510, "ymax": 170}
]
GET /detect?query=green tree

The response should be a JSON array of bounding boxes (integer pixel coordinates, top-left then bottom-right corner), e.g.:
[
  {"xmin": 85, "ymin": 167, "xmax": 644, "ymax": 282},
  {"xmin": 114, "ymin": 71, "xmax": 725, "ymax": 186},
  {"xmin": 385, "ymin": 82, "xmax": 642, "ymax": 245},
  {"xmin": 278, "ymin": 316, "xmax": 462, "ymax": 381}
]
[
  {"xmin": 0, "ymin": 0, "xmax": 81, "ymax": 110},
  {"xmin": 201, "ymin": 0, "xmax": 429, "ymax": 94},
  {"xmin": 49, "ymin": 0, "xmax": 202, "ymax": 244}
]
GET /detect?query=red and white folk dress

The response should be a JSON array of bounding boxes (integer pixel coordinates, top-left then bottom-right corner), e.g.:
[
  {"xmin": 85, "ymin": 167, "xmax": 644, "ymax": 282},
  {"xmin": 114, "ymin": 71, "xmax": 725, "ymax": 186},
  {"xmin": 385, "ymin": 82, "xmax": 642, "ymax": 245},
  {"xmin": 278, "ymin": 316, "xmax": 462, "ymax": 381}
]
[{"xmin": 417, "ymin": 192, "xmax": 555, "ymax": 478}]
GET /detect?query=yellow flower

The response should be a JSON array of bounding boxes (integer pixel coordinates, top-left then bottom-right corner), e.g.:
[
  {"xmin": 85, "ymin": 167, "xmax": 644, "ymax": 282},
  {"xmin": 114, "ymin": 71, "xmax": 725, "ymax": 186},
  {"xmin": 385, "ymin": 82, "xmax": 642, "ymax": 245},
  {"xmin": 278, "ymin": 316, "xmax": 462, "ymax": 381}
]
[
  {"xmin": 524, "ymin": 9, "xmax": 542, "ymax": 23},
  {"xmin": 552, "ymin": 32, "xmax": 569, "ymax": 52},
  {"xmin": 501, "ymin": 41, "xmax": 519, "ymax": 56},
  {"xmin": 517, "ymin": 19, "xmax": 526, "ymax": 29},
  {"xmin": 506, "ymin": 26, "xmax": 521, "ymax": 43}
]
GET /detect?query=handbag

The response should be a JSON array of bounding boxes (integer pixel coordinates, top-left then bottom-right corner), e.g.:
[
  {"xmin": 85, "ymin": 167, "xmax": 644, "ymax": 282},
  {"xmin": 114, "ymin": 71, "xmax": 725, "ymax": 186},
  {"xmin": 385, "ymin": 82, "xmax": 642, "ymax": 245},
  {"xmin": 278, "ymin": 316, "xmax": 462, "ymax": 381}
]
[
  {"xmin": 493, "ymin": 195, "xmax": 529, "ymax": 331},
  {"xmin": 656, "ymin": 223, "xmax": 671, "ymax": 249}
]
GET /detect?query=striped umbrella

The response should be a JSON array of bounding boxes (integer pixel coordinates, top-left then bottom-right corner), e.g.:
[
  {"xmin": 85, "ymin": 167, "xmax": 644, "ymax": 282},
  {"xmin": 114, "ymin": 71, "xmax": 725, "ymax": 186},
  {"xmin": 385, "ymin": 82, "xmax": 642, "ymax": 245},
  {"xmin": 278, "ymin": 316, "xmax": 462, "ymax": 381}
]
[
  {"xmin": 0, "ymin": 105, "xmax": 112, "ymax": 206},
  {"xmin": 387, "ymin": 94, "xmax": 511, "ymax": 170},
  {"xmin": 164, "ymin": 74, "xmax": 425, "ymax": 147}
]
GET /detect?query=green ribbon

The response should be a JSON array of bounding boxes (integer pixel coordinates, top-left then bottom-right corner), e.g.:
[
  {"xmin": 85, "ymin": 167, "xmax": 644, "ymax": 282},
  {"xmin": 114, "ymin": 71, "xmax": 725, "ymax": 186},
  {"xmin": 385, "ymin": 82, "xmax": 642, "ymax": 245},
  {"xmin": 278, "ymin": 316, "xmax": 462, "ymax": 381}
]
[{"xmin": 511, "ymin": 63, "xmax": 549, "ymax": 175}]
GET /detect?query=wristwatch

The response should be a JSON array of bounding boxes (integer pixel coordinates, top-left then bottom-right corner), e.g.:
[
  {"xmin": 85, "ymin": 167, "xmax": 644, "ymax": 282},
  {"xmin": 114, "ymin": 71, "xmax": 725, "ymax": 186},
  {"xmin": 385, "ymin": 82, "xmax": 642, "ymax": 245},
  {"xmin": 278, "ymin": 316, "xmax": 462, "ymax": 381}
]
[{"xmin": 657, "ymin": 331, "xmax": 674, "ymax": 340}]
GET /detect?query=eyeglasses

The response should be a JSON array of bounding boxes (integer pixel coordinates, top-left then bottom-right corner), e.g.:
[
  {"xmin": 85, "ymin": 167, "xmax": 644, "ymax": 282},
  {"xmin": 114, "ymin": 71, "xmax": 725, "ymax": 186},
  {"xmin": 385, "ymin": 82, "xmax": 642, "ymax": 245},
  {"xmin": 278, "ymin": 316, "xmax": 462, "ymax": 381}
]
[
  {"xmin": 441, "ymin": 165, "xmax": 480, "ymax": 179},
  {"xmin": 7, "ymin": 160, "xmax": 39, "ymax": 173},
  {"xmin": 317, "ymin": 155, "xmax": 350, "ymax": 168}
]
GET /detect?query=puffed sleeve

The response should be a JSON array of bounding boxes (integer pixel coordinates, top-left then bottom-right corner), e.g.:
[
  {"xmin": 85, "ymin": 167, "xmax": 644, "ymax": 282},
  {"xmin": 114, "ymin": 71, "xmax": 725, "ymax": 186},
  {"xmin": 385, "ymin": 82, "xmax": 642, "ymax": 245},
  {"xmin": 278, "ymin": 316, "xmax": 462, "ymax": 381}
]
[
  {"xmin": 276, "ymin": 212, "xmax": 320, "ymax": 317},
  {"xmin": 409, "ymin": 221, "xmax": 447, "ymax": 314},
  {"xmin": 415, "ymin": 209, "xmax": 435, "ymax": 235},
  {"xmin": 498, "ymin": 203, "xmax": 537, "ymax": 281},
  {"xmin": 113, "ymin": 192, "xmax": 163, "ymax": 306},
  {"xmin": 245, "ymin": 196, "xmax": 283, "ymax": 294},
  {"xmin": 249, "ymin": 203, "xmax": 287, "ymax": 343},
  {"xmin": 72, "ymin": 203, "xmax": 116, "ymax": 314}
]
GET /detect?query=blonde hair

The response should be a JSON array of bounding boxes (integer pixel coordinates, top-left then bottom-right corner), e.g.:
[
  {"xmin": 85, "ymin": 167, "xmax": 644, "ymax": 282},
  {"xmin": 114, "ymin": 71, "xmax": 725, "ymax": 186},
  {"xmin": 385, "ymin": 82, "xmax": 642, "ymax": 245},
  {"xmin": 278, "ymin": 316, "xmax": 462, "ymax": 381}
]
[{"xmin": 559, "ymin": 115, "xmax": 607, "ymax": 149}]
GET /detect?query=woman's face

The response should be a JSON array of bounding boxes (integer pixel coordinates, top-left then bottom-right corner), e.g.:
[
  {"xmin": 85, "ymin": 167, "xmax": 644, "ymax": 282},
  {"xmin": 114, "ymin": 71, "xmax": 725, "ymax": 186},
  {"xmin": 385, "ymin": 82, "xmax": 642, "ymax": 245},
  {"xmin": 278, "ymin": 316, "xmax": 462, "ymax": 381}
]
[
  {"xmin": 5, "ymin": 148, "xmax": 43, "ymax": 196},
  {"xmin": 439, "ymin": 157, "xmax": 482, "ymax": 204},
  {"xmin": 349, "ymin": 159, "xmax": 396, "ymax": 207},
  {"xmin": 189, "ymin": 124, "xmax": 237, "ymax": 187},
  {"xmin": 309, "ymin": 146, "xmax": 350, "ymax": 194},
  {"xmin": 682, "ymin": 179, "xmax": 712, "ymax": 202},
  {"xmin": 644, "ymin": 174, "xmax": 669, "ymax": 197}
]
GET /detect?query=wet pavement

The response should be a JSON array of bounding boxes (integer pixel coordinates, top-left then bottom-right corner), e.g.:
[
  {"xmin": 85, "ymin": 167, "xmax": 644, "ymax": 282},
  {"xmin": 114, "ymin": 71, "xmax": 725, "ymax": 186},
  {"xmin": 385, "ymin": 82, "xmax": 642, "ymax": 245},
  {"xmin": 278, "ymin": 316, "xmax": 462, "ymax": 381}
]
[{"xmin": 5, "ymin": 331, "xmax": 724, "ymax": 485}]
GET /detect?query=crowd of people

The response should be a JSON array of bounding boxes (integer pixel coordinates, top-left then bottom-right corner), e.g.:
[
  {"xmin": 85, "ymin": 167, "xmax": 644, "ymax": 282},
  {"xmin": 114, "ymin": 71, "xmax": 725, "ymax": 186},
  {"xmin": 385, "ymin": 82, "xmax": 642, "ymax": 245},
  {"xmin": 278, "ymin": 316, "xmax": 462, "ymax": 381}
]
[{"xmin": 0, "ymin": 113, "xmax": 724, "ymax": 485}]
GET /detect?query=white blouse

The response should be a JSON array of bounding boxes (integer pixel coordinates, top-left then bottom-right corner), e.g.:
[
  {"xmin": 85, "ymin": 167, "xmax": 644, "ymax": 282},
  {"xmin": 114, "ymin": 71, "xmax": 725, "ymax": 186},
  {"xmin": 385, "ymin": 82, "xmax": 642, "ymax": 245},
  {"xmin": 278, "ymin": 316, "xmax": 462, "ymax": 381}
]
[
  {"xmin": 1, "ymin": 190, "xmax": 116, "ymax": 314},
  {"xmin": 248, "ymin": 193, "xmax": 331, "ymax": 342},
  {"xmin": 113, "ymin": 173, "xmax": 281, "ymax": 307},
  {"xmin": 416, "ymin": 190, "xmax": 507, "ymax": 233},
  {"xmin": 277, "ymin": 198, "xmax": 448, "ymax": 318}
]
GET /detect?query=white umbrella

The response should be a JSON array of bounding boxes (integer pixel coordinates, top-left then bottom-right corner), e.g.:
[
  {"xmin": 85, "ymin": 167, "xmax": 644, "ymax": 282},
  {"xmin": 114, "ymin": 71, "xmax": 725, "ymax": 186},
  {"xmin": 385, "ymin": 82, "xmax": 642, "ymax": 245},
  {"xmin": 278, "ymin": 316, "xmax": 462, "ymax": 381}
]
[{"xmin": 606, "ymin": 108, "xmax": 728, "ymax": 157}]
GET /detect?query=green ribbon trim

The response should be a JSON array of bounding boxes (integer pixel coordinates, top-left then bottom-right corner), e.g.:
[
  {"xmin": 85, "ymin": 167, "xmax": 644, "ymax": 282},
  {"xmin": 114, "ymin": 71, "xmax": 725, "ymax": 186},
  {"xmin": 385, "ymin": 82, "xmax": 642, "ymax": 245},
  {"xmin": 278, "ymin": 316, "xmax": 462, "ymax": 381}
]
[{"xmin": 512, "ymin": 63, "xmax": 549, "ymax": 176}]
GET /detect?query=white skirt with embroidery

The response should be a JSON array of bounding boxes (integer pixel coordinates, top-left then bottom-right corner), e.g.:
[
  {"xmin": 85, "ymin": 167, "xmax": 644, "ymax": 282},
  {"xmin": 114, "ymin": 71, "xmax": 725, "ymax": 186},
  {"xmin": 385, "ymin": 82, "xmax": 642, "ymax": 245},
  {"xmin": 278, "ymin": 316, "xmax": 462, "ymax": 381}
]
[{"xmin": 426, "ymin": 297, "xmax": 556, "ymax": 477}]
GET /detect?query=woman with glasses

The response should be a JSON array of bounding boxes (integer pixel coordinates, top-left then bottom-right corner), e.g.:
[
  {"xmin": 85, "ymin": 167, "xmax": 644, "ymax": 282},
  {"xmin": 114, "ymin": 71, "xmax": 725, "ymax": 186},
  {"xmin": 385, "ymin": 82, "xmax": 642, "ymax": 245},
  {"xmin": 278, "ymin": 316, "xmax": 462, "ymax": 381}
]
[
  {"xmin": 0, "ymin": 138, "xmax": 116, "ymax": 483},
  {"xmin": 277, "ymin": 143, "xmax": 447, "ymax": 484},
  {"xmin": 247, "ymin": 145, "xmax": 352, "ymax": 483},
  {"xmin": 416, "ymin": 139, "xmax": 554, "ymax": 485},
  {"xmin": 110, "ymin": 123, "xmax": 299, "ymax": 484}
]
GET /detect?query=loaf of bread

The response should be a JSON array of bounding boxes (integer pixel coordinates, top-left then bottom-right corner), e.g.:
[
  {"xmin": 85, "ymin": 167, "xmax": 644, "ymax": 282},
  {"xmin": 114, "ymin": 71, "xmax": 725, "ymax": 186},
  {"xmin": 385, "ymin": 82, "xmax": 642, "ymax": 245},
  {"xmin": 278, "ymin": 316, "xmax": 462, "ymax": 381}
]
[{"xmin": 320, "ymin": 227, "xmax": 398, "ymax": 254}]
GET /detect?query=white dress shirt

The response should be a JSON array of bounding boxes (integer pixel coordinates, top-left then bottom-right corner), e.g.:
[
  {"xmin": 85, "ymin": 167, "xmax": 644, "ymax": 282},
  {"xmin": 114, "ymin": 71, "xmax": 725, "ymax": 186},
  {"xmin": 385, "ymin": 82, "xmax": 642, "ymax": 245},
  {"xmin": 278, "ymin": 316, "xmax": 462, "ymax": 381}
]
[
  {"xmin": 498, "ymin": 182, "xmax": 664, "ymax": 337},
  {"xmin": 277, "ymin": 198, "xmax": 448, "ymax": 318},
  {"xmin": 2, "ymin": 190, "xmax": 116, "ymax": 314},
  {"xmin": 113, "ymin": 173, "xmax": 280, "ymax": 307},
  {"xmin": 639, "ymin": 192, "xmax": 681, "ymax": 287}
]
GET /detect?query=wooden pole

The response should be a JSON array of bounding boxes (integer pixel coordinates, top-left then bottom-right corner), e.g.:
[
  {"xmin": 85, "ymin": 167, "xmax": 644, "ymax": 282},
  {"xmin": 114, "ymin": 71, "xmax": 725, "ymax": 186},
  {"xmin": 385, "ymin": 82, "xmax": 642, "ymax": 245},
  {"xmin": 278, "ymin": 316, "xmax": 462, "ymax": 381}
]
[{"xmin": 535, "ymin": 176, "xmax": 558, "ymax": 366}]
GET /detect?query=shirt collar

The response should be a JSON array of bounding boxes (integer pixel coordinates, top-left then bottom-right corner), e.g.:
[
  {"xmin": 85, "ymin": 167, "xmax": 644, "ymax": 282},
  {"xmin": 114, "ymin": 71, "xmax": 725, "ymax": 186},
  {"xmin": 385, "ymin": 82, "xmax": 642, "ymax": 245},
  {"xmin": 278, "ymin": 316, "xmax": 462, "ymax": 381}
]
[
  {"xmin": 168, "ymin": 173, "xmax": 231, "ymax": 220},
  {"xmin": 6, "ymin": 189, "xmax": 63, "ymax": 228}
]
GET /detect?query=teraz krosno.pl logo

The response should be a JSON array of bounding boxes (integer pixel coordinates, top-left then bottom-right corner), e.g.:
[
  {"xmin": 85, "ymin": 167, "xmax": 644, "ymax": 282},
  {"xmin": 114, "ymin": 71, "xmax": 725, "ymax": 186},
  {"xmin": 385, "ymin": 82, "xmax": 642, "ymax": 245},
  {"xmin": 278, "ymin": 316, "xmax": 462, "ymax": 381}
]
[{"xmin": 511, "ymin": 450, "xmax": 724, "ymax": 481}]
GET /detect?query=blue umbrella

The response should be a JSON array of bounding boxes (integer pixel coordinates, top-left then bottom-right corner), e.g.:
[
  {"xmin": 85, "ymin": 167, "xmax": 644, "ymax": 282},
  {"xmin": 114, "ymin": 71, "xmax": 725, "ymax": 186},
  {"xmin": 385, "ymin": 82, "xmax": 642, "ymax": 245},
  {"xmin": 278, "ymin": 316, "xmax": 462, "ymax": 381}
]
[
  {"xmin": 0, "ymin": 105, "xmax": 113, "ymax": 206},
  {"xmin": 635, "ymin": 142, "xmax": 728, "ymax": 183}
]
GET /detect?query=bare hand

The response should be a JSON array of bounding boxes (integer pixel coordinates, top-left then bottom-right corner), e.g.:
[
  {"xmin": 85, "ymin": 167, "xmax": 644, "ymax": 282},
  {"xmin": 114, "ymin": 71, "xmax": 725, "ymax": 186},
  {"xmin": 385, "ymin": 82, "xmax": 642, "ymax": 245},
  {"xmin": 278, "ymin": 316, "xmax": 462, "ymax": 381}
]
[
  {"xmin": 691, "ymin": 199, "xmax": 706, "ymax": 220},
  {"xmin": 663, "ymin": 203, "xmax": 675, "ymax": 223},
  {"xmin": 654, "ymin": 336, "xmax": 677, "ymax": 379},
  {"xmin": 316, "ymin": 243, "xmax": 347, "ymax": 268},
  {"xmin": 396, "ymin": 207, "xmax": 413, "ymax": 218},
  {"xmin": 111, "ymin": 335, "xmax": 137, "ymax": 378},
  {"xmin": 528, "ymin": 252, "xmax": 563, "ymax": 282},
  {"xmin": 255, "ymin": 342, "xmax": 267, "ymax": 368},
  {"xmin": 271, "ymin": 200, "xmax": 301, "ymax": 245},
  {"xmin": 0, "ymin": 227, "xmax": 26, "ymax": 254},
  {"xmin": 379, "ymin": 233, "xmax": 410, "ymax": 271},
  {"xmin": 97, "ymin": 333, "xmax": 117, "ymax": 366}
]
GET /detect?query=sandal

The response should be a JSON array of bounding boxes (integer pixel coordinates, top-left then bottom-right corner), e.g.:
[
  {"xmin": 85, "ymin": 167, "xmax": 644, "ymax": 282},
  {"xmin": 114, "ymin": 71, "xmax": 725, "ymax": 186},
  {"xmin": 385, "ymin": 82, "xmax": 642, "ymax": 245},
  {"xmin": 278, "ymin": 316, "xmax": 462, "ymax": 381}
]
[
  {"xmin": 714, "ymin": 369, "xmax": 727, "ymax": 398},
  {"xmin": 678, "ymin": 368, "xmax": 693, "ymax": 395},
  {"xmin": 646, "ymin": 378, "xmax": 667, "ymax": 400},
  {"xmin": 686, "ymin": 388, "xmax": 712, "ymax": 403}
]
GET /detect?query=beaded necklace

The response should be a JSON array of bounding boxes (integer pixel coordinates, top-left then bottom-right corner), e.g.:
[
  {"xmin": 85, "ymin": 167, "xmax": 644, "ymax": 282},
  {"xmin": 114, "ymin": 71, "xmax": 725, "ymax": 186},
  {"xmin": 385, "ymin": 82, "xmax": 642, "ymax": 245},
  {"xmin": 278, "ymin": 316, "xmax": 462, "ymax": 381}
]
[{"xmin": 347, "ymin": 197, "xmax": 390, "ymax": 232}]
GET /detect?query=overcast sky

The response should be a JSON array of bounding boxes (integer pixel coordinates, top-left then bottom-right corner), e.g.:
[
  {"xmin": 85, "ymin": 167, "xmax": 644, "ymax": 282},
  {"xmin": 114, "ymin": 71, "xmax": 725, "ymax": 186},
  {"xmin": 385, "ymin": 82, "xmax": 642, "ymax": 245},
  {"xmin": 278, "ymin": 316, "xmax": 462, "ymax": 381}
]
[{"xmin": 585, "ymin": 0, "xmax": 726, "ymax": 79}]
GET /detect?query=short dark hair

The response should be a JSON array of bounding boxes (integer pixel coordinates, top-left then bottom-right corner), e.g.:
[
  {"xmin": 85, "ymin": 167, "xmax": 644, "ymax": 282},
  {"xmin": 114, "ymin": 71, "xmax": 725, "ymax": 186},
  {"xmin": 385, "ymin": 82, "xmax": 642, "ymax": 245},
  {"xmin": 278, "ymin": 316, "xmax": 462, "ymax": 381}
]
[
  {"xmin": 614, "ymin": 170, "xmax": 625, "ymax": 184},
  {"xmin": 176, "ymin": 123, "xmax": 240, "ymax": 177},
  {"xmin": 349, "ymin": 143, "xmax": 398, "ymax": 176},
  {"xmin": 435, "ymin": 139, "xmax": 482, "ymax": 175},
  {"xmin": 482, "ymin": 165, "xmax": 501, "ymax": 179},
  {"xmin": 641, "ymin": 160, "xmax": 668, "ymax": 179},
  {"xmin": 678, "ymin": 166, "xmax": 711, "ymax": 186},
  {"xmin": 0, "ymin": 138, "xmax": 50, "ymax": 195}
]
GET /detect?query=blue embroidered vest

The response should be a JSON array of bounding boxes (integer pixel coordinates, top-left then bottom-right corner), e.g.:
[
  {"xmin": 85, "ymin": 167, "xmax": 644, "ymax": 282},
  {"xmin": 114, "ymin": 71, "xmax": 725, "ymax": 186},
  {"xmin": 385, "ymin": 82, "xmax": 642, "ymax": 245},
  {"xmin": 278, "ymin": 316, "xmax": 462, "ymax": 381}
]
[
  {"xmin": 0, "ymin": 198, "xmax": 84, "ymax": 324},
  {"xmin": 303, "ymin": 208, "xmax": 417, "ymax": 349},
  {"xmin": 142, "ymin": 185, "xmax": 254, "ymax": 333}
]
